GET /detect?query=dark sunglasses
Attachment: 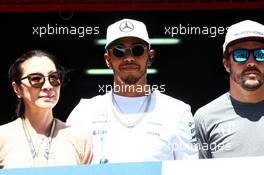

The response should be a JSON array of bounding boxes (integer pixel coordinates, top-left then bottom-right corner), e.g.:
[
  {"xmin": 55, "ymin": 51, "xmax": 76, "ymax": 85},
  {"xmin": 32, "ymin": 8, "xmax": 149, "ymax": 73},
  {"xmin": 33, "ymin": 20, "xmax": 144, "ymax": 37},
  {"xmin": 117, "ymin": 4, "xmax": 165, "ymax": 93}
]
[
  {"xmin": 228, "ymin": 48, "xmax": 264, "ymax": 63},
  {"xmin": 110, "ymin": 44, "xmax": 147, "ymax": 58},
  {"xmin": 20, "ymin": 72, "xmax": 62, "ymax": 88}
]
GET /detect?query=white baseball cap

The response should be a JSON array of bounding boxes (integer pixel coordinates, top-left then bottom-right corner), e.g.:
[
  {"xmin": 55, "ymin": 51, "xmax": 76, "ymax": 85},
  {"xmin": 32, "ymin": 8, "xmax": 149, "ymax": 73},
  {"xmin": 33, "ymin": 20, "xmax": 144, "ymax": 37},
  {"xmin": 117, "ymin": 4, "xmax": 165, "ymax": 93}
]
[
  {"xmin": 223, "ymin": 20, "xmax": 264, "ymax": 54},
  {"xmin": 105, "ymin": 18, "xmax": 150, "ymax": 49}
]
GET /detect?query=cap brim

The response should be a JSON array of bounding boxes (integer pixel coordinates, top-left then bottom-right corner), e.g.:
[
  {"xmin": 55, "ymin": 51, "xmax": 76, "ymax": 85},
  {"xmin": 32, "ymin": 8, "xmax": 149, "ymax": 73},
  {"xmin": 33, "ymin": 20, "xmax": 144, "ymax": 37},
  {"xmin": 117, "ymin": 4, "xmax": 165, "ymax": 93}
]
[
  {"xmin": 226, "ymin": 36, "xmax": 264, "ymax": 51},
  {"xmin": 105, "ymin": 36, "xmax": 150, "ymax": 49}
]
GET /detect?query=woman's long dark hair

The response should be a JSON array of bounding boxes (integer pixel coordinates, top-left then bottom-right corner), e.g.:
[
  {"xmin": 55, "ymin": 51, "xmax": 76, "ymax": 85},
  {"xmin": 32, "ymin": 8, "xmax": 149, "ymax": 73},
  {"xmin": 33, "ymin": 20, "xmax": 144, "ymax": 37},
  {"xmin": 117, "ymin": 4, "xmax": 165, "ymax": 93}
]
[{"xmin": 8, "ymin": 50, "xmax": 64, "ymax": 118}]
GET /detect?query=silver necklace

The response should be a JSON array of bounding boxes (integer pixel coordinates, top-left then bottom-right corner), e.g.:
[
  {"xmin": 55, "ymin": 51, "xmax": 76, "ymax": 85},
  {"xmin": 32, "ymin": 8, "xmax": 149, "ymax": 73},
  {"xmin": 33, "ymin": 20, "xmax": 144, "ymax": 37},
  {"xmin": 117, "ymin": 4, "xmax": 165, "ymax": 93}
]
[
  {"xmin": 22, "ymin": 118, "xmax": 56, "ymax": 161},
  {"xmin": 98, "ymin": 93, "xmax": 152, "ymax": 164},
  {"xmin": 111, "ymin": 92, "xmax": 152, "ymax": 128}
]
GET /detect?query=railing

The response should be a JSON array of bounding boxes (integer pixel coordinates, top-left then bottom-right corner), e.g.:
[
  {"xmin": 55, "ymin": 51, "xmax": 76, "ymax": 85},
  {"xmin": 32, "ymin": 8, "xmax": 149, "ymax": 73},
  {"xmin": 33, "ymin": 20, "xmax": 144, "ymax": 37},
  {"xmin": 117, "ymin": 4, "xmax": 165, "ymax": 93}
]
[
  {"xmin": 0, "ymin": 0, "xmax": 262, "ymax": 12},
  {"xmin": 0, "ymin": 157, "xmax": 264, "ymax": 175}
]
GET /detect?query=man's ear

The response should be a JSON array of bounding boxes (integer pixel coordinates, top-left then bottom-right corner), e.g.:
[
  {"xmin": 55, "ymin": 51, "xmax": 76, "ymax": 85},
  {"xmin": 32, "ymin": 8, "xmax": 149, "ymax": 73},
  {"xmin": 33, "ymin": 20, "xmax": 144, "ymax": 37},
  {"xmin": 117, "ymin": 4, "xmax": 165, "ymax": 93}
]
[
  {"xmin": 223, "ymin": 58, "xmax": 231, "ymax": 73},
  {"xmin": 104, "ymin": 53, "xmax": 112, "ymax": 69},
  {"xmin": 147, "ymin": 49, "xmax": 155, "ymax": 67},
  {"xmin": 12, "ymin": 82, "xmax": 22, "ymax": 98}
]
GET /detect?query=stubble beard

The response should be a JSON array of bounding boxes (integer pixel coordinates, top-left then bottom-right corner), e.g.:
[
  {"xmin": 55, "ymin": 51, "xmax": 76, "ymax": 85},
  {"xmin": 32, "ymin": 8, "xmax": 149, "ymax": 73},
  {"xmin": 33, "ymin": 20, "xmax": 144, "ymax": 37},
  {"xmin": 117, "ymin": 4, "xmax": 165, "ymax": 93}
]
[
  {"xmin": 117, "ymin": 68, "xmax": 147, "ymax": 85},
  {"xmin": 231, "ymin": 69, "xmax": 264, "ymax": 91},
  {"xmin": 121, "ymin": 70, "xmax": 146, "ymax": 85}
]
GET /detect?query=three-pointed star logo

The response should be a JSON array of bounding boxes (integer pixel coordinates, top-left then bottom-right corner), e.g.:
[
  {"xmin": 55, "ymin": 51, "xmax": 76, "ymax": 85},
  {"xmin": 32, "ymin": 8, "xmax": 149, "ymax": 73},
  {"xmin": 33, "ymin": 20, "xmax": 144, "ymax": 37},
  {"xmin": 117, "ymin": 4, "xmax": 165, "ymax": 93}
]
[{"xmin": 119, "ymin": 21, "xmax": 134, "ymax": 32}]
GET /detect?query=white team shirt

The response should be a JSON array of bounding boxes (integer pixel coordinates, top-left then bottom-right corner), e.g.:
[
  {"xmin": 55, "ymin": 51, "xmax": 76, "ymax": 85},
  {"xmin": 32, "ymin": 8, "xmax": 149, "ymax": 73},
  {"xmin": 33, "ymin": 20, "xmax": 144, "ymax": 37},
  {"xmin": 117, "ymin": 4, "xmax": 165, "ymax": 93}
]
[{"xmin": 67, "ymin": 90, "xmax": 198, "ymax": 163}]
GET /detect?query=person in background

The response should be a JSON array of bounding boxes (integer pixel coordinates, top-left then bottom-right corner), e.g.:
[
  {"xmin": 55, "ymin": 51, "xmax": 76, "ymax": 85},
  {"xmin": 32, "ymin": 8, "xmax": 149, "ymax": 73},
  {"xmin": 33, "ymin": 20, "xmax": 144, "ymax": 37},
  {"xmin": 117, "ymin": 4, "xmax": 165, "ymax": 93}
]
[
  {"xmin": 194, "ymin": 20, "xmax": 264, "ymax": 158},
  {"xmin": 67, "ymin": 18, "xmax": 198, "ymax": 163},
  {"xmin": 0, "ymin": 50, "xmax": 93, "ymax": 168}
]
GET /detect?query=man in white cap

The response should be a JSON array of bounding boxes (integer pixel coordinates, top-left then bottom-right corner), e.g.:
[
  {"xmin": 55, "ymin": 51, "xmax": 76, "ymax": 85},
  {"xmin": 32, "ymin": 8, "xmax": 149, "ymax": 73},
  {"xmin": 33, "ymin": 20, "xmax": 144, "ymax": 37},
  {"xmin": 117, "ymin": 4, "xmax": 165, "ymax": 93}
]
[
  {"xmin": 194, "ymin": 20, "xmax": 264, "ymax": 158},
  {"xmin": 67, "ymin": 18, "xmax": 198, "ymax": 163}
]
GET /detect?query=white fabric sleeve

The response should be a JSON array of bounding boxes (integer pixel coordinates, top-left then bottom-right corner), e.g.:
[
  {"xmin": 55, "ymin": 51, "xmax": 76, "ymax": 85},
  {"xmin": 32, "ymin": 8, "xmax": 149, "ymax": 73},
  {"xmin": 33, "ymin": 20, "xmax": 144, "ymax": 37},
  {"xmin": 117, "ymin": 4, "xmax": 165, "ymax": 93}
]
[
  {"xmin": 0, "ymin": 132, "xmax": 4, "ymax": 168},
  {"xmin": 66, "ymin": 99, "xmax": 92, "ymax": 127},
  {"xmin": 194, "ymin": 110, "xmax": 212, "ymax": 158},
  {"xmin": 173, "ymin": 106, "xmax": 199, "ymax": 159}
]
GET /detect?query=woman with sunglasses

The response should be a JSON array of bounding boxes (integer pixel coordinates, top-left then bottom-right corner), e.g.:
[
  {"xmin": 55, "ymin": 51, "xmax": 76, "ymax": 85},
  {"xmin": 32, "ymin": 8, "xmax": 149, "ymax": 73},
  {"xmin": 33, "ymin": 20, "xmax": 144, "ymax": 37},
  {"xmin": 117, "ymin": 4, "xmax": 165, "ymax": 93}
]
[{"xmin": 0, "ymin": 50, "xmax": 92, "ymax": 168}]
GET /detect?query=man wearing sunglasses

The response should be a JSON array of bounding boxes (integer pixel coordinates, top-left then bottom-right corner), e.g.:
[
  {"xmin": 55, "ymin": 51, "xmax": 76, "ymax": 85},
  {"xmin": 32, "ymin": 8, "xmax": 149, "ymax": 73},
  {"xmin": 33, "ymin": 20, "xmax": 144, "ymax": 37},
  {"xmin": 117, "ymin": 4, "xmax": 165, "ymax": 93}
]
[
  {"xmin": 194, "ymin": 20, "xmax": 264, "ymax": 158},
  {"xmin": 67, "ymin": 18, "xmax": 198, "ymax": 163}
]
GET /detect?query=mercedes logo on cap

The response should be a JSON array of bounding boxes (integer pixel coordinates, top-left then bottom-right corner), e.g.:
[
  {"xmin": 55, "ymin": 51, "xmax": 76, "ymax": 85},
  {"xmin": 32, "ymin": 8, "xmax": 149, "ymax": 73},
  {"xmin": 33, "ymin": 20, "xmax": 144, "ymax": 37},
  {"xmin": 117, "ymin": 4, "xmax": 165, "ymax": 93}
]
[{"xmin": 119, "ymin": 21, "xmax": 134, "ymax": 32}]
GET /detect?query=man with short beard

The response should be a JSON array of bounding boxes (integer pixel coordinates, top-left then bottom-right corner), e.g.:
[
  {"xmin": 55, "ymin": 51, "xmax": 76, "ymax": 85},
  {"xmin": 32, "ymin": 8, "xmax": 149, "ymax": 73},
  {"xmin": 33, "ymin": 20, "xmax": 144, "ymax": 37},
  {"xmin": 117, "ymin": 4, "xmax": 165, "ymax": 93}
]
[
  {"xmin": 67, "ymin": 18, "xmax": 198, "ymax": 163},
  {"xmin": 194, "ymin": 20, "xmax": 264, "ymax": 158}
]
